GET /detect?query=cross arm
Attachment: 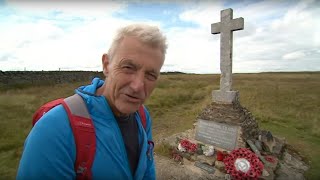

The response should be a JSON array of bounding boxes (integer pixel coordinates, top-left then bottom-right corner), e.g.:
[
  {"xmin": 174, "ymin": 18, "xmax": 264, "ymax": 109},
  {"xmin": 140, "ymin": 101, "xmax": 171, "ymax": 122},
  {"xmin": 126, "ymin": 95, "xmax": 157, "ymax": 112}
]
[
  {"xmin": 211, "ymin": 22, "xmax": 221, "ymax": 34},
  {"xmin": 231, "ymin": 17, "xmax": 244, "ymax": 31}
]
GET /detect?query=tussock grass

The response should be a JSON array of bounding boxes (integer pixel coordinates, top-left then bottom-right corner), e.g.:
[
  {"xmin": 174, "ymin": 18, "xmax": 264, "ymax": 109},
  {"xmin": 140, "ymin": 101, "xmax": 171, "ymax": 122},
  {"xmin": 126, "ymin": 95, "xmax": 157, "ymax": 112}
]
[{"xmin": 0, "ymin": 72, "xmax": 319, "ymax": 179}]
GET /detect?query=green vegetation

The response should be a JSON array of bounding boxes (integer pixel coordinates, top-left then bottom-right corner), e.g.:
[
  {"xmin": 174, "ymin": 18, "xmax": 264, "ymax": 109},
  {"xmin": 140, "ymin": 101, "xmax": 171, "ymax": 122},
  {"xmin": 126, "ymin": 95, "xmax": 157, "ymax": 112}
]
[{"xmin": 0, "ymin": 72, "xmax": 319, "ymax": 179}]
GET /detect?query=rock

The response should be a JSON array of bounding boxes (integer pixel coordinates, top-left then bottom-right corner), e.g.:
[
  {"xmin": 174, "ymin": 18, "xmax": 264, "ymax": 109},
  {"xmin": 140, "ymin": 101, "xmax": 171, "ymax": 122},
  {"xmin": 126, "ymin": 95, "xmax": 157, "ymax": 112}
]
[
  {"xmin": 225, "ymin": 174, "xmax": 231, "ymax": 180},
  {"xmin": 196, "ymin": 147, "xmax": 204, "ymax": 155},
  {"xmin": 247, "ymin": 139, "xmax": 268, "ymax": 164},
  {"xmin": 190, "ymin": 155, "xmax": 198, "ymax": 162},
  {"xmin": 274, "ymin": 150, "xmax": 309, "ymax": 180},
  {"xmin": 194, "ymin": 161, "xmax": 215, "ymax": 174},
  {"xmin": 275, "ymin": 162, "xmax": 306, "ymax": 180},
  {"xmin": 181, "ymin": 152, "xmax": 192, "ymax": 160},
  {"xmin": 272, "ymin": 137, "xmax": 285, "ymax": 157},
  {"xmin": 260, "ymin": 167, "xmax": 275, "ymax": 180},
  {"xmin": 259, "ymin": 130, "xmax": 276, "ymax": 153},
  {"xmin": 197, "ymin": 155, "xmax": 216, "ymax": 166},
  {"xmin": 283, "ymin": 152, "xmax": 309, "ymax": 172},
  {"xmin": 215, "ymin": 160, "xmax": 226, "ymax": 173},
  {"xmin": 255, "ymin": 140, "xmax": 263, "ymax": 151},
  {"xmin": 213, "ymin": 169, "xmax": 226, "ymax": 179},
  {"xmin": 262, "ymin": 168, "xmax": 270, "ymax": 176}
]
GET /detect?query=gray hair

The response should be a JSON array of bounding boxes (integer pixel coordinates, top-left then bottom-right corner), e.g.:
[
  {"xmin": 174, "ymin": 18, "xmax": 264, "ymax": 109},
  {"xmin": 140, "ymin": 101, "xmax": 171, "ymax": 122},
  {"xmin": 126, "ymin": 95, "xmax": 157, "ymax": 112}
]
[{"xmin": 108, "ymin": 24, "xmax": 167, "ymax": 61}]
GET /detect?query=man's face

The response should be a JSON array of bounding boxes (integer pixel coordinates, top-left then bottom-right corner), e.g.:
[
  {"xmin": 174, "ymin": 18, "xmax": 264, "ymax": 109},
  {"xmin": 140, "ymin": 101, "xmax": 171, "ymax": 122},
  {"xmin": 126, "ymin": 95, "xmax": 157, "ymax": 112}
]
[{"xmin": 103, "ymin": 36, "xmax": 164, "ymax": 116}]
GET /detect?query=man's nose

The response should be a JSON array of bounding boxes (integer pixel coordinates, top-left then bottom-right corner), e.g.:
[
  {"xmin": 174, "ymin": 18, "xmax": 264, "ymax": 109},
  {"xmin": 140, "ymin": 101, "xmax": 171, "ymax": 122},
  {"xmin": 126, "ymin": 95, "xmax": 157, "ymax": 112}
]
[{"xmin": 130, "ymin": 73, "xmax": 145, "ymax": 92}]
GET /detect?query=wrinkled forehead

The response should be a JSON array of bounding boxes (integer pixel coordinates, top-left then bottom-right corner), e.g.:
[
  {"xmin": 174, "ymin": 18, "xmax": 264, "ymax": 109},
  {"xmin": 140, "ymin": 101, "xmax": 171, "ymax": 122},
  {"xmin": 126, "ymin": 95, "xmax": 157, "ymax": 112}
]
[
  {"xmin": 117, "ymin": 37, "xmax": 164, "ymax": 57},
  {"xmin": 115, "ymin": 36, "xmax": 164, "ymax": 57}
]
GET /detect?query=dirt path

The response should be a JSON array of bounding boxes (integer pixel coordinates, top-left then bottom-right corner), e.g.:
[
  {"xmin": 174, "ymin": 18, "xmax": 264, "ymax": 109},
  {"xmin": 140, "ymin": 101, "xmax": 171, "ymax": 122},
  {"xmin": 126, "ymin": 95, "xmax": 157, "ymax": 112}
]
[{"xmin": 155, "ymin": 155, "xmax": 224, "ymax": 180}]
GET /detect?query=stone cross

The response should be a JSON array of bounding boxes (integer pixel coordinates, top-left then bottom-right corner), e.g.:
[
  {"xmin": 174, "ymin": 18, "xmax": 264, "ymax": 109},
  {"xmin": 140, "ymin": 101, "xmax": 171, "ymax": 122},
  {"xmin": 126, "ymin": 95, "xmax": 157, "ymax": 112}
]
[{"xmin": 211, "ymin": 8, "xmax": 244, "ymax": 104}]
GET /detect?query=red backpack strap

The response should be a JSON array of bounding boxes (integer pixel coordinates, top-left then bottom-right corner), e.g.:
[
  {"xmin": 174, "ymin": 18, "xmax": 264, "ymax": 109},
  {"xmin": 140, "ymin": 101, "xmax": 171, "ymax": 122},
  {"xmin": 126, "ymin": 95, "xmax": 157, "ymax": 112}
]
[
  {"xmin": 138, "ymin": 105, "xmax": 147, "ymax": 130},
  {"xmin": 138, "ymin": 105, "xmax": 155, "ymax": 158},
  {"xmin": 62, "ymin": 94, "xmax": 96, "ymax": 180},
  {"xmin": 32, "ymin": 98, "xmax": 64, "ymax": 126}
]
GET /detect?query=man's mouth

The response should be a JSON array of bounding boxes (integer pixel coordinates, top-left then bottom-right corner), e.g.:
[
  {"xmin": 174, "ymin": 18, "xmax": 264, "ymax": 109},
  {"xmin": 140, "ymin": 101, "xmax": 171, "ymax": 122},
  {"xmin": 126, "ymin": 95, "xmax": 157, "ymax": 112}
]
[{"xmin": 125, "ymin": 94, "xmax": 142, "ymax": 103}]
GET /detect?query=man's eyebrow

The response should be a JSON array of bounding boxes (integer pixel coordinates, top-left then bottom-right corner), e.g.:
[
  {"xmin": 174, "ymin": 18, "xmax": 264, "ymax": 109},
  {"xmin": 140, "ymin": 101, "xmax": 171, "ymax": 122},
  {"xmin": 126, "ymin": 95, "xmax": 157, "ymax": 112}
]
[
  {"xmin": 119, "ymin": 59, "xmax": 140, "ymax": 68},
  {"xmin": 119, "ymin": 58, "xmax": 159, "ymax": 75}
]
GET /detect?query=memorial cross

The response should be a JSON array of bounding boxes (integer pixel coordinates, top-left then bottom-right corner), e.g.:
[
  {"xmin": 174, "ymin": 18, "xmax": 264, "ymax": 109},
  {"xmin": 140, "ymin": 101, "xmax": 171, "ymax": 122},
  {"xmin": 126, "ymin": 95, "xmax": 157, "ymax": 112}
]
[{"xmin": 211, "ymin": 8, "xmax": 244, "ymax": 103}]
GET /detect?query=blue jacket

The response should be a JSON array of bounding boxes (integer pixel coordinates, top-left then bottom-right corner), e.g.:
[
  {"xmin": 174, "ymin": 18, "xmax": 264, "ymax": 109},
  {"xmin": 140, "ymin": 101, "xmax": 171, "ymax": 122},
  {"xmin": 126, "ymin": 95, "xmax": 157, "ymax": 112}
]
[{"xmin": 17, "ymin": 78, "xmax": 155, "ymax": 180}]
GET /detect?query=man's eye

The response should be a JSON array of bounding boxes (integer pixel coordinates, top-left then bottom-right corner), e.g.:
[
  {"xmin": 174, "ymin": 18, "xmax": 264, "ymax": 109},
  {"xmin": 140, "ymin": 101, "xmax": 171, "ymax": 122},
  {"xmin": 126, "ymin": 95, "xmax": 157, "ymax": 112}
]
[
  {"xmin": 146, "ymin": 73, "xmax": 157, "ymax": 81},
  {"xmin": 123, "ymin": 66, "xmax": 132, "ymax": 69},
  {"xmin": 122, "ymin": 65, "xmax": 135, "ymax": 71}
]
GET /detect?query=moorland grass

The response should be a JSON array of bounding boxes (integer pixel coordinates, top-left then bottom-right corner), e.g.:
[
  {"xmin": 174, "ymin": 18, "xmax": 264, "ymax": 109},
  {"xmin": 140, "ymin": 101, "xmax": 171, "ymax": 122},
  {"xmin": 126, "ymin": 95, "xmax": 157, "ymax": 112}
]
[{"xmin": 0, "ymin": 72, "xmax": 319, "ymax": 179}]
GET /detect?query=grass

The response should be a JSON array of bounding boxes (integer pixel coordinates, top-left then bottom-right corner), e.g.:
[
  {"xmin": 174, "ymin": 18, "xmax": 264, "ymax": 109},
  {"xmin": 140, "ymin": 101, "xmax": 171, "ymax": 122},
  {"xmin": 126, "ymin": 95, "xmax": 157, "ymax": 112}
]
[{"xmin": 0, "ymin": 72, "xmax": 319, "ymax": 179}]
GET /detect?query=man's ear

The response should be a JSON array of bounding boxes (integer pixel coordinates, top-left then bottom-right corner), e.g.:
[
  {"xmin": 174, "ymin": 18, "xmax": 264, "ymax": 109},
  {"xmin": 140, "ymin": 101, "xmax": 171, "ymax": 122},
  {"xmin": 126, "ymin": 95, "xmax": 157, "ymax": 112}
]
[{"xmin": 102, "ymin": 53, "xmax": 109, "ymax": 76}]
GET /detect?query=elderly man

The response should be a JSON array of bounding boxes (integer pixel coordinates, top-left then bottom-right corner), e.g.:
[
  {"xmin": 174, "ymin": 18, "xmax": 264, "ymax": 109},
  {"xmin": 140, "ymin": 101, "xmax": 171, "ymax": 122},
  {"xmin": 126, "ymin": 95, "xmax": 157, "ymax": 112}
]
[{"xmin": 17, "ymin": 24, "xmax": 167, "ymax": 180}]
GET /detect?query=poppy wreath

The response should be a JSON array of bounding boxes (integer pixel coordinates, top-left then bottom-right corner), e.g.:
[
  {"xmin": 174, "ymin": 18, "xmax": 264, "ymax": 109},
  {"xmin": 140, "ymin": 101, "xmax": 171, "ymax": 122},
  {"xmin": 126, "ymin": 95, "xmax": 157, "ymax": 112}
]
[
  {"xmin": 180, "ymin": 139, "xmax": 197, "ymax": 153},
  {"xmin": 223, "ymin": 148, "xmax": 264, "ymax": 179}
]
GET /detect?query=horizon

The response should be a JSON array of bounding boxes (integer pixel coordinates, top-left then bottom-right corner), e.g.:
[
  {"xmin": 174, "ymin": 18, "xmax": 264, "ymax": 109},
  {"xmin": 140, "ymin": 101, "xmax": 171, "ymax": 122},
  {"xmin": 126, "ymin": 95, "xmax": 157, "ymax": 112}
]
[{"xmin": 1, "ymin": 69, "xmax": 319, "ymax": 75}]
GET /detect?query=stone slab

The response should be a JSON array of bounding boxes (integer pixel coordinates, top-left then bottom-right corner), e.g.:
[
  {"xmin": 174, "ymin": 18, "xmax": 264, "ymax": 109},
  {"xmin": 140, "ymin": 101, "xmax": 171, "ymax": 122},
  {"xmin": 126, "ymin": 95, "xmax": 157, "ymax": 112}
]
[
  {"xmin": 194, "ymin": 161, "xmax": 215, "ymax": 174},
  {"xmin": 195, "ymin": 119, "xmax": 239, "ymax": 150},
  {"xmin": 212, "ymin": 90, "xmax": 239, "ymax": 104}
]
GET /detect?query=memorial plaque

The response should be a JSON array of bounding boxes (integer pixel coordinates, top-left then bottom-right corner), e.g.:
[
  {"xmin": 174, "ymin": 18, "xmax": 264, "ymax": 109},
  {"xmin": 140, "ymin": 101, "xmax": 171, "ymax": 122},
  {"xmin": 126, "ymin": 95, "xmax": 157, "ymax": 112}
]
[
  {"xmin": 195, "ymin": 119, "xmax": 239, "ymax": 150},
  {"xmin": 194, "ymin": 161, "xmax": 215, "ymax": 174}
]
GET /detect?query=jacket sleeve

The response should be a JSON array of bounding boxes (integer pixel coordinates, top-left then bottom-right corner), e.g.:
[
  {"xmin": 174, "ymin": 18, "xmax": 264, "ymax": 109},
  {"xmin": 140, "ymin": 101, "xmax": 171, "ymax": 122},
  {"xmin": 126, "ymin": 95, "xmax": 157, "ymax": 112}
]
[
  {"xmin": 142, "ymin": 108, "xmax": 156, "ymax": 180},
  {"xmin": 16, "ymin": 105, "xmax": 76, "ymax": 180}
]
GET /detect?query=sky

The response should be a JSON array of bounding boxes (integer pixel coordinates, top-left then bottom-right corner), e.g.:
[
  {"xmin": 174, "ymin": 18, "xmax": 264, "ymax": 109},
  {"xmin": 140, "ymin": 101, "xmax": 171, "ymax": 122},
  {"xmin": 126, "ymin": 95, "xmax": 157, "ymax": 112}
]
[{"xmin": 0, "ymin": 0, "xmax": 319, "ymax": 74}]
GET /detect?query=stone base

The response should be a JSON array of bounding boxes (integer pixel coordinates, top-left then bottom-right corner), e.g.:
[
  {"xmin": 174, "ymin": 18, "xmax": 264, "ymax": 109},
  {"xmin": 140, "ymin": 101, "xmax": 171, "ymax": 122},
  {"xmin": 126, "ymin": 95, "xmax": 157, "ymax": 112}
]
[
  {"xmin": 212, "ymin": 90, "xmax": 239, "ymax": 104},
  {"xmin": 160, "ymin": 128, "xmax": 309, "ymax": 180},
  {"xmin": 158, "ymin": 97, "xmax": 308, "ymax": 179}
]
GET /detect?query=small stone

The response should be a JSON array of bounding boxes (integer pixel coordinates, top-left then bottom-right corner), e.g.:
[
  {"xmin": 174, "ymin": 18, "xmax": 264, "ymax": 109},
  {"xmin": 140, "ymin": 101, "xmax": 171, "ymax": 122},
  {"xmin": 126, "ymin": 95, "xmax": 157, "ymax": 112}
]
[
  {"xmin": 214, "ymin": 160, "xmax": 226, "ymax": 173},
  {"xmin": 259, "ymin": 131, "xmax": 276, "ymax": 153},
  {"xmin": 181, "ymin": 152, "xmax": 192, "ymax": 160},
  {"xmin": 275, "ymin": 162, "xmax": 306, "ymax": 180},
  {"xmin": 260, "ymin": 167, "xmax": 275, "ymax": 180},
  {"xmin": 262, "ymin": 169, "xmax": 270, "ymax": 177},
  {"xmin": 190, "ymin": 155, "xmax": 197, "ymax": 162},
  {"xmin": 196, "ymin": 147, "xmax": 204, "ymax": 155},
  {"xmin": 283, "ymin": 151, "xmax": 309, "ymax": 171},
  {"xmin": 272, "ymin": 137, "xmax": 285, "ymax": 157},
  {"xmin": 254, "ymin": 140, "xmax": 263, "ymax": 151},
  {"xmin": 197, "ymin": 155, "xmax": 216, "ymax": 166},
  {"xmin": 176, "ymin": 137, "xmax": 181, "ymax": 143}
]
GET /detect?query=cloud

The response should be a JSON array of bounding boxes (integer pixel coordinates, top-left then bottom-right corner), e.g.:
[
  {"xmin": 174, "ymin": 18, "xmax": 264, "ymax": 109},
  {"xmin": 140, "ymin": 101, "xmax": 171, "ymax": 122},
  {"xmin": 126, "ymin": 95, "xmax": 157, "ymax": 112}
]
[
  {"xmin": 0, "ymin": 1, "xmax": 132, "ymax": 71},
  {"xmin": 179, "ymin": 1, "xmax": 223, "ymax": 27},
  {"xmin": 282, "ymin": 51, "xmax": 306, "ymax": 60},
  {"xmin": 0, "ymin": 53, "xmax": 16, "ymax": 62},
  {"xmin": 0, "ymin": 0, "xmax": 319, "ymax": 73},
  {"xmin": 6, "ymin": 0, "xmax": 127, "ymax": 16},
  {"xmin": 175, "ymin": 0, "xmax": 320, "ymax": 73}
]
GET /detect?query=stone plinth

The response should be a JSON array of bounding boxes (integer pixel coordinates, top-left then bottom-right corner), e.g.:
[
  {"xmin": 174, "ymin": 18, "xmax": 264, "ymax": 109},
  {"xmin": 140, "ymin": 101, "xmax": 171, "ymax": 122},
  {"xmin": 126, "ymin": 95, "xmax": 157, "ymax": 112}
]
[{"xmin": 212, "ymin": 90, "xmax": 239, "ymax": 104}]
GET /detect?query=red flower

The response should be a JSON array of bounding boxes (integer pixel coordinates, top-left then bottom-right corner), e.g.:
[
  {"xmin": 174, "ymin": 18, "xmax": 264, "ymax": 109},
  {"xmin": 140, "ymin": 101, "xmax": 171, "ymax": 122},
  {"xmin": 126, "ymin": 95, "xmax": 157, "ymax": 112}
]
[{"xmin": 180, "ymin": 139, "xmax": 197, "ymax": 153}]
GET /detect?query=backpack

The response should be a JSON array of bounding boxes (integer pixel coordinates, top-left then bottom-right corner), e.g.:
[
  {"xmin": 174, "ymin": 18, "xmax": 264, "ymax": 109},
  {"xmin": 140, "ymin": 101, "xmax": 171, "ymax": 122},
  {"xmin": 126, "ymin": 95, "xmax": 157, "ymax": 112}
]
[{"xmin": 32, "ymin": 94, "xmax": 147, "ymax": 180}]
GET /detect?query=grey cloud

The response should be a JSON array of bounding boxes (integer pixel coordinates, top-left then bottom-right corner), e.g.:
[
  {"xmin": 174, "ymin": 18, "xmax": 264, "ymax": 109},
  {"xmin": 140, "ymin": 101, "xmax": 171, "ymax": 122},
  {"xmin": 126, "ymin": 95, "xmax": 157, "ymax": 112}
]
[{"xmin": 0, "ymin": 53, "xmax": 17, "ymax": 62}]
